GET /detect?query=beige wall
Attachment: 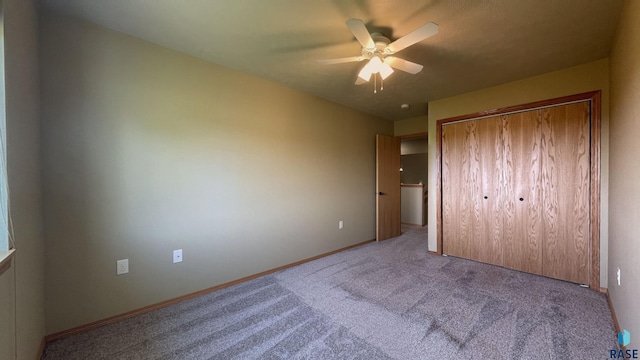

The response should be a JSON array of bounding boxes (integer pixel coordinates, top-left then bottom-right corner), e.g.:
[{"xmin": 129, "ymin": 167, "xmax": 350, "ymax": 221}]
[
  {"xmin": 426, "ymin": 59, "xmax": 610, "ymax": 288},
  {"xmin": 400, "ymin": 138, "xmax": 428, "ymax": 155},
  {"xmin": 395, "ymin": 116, "xmax": 428, "ymax": 137},
  {"xmin": 0, "ymin": 273, "xmax": 14, "ymax": 360},
  {"xmin": 609, "ymin": 0, "xmax": 640, "ymax": 348},
  {"xmin": 40, "ymin": 12, "xmax": 392, "ymax": 334},
  {"xmin": 401, "ymin": 154, "xmax": 428, "ymax": 185},
  {"xmin": 0, "ymin": 0, "xmax": 46, "ymax": 359},
  {"xmin": 400, "ymin": 139, "xmax": 428, "ymax": 185}
]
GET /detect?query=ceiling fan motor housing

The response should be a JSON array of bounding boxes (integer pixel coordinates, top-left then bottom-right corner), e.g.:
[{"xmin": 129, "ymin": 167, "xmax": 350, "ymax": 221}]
[{"xmin": 362, "ymin": 33, "xmax": 392, "ymax": 58}]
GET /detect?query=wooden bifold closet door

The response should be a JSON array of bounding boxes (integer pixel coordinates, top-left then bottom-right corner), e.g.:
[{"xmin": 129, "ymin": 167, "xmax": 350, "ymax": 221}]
[
  {"xmin": 503, "ymin": 111, "xmax": 543, "ymax": 276},
  {"xmin": 442, "ymin": 117, "xmax": 503, "ymax": 266},
  {"xmin": 470, "ymin": 117, "xmax": 504, "ymax": 266},
  {"xmin": 540, "ymin": 103, "xmax": 590, "ymax": 284},
  {"xmin": 441, "ymin": 101, "xmax": 591, "ymax": 285},
  {"xmin": 442, "ymin": 121, "xmax": 471, "ymax": 259}
]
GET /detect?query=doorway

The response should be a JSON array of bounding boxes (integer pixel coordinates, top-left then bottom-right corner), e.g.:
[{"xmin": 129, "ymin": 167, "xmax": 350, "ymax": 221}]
[{"xmin": 399, "ymin": 134, "xmax": 428, "ymax": 227}]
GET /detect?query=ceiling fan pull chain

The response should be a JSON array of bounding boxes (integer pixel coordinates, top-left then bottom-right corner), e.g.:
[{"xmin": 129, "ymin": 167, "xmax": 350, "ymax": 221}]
[{"xmin": 374, "ymin": 74, "xmax": 377, "ymax": 94}]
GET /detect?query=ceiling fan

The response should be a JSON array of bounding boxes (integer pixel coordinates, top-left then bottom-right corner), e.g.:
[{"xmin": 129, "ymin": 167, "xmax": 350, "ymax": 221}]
[{"xmin": 318, "ymin": 19, "xmax": 438, "ymax": 91}]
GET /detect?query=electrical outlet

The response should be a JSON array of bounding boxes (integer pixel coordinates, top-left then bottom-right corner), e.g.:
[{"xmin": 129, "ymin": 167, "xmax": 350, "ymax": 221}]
[
  {"xmin": 117, "ymin": 259, "xmax": 129, "ymax": 275},
  {"xmin": 338, "ymin": 220, "xmax": 344, "ymax": 229},
  {"xmin": 617, "ymin": 267, "xmax": 621, "ymax": 286},
  {"xmin": 173, "ymin": 249, "xmax": 183, "ymax": 263}
]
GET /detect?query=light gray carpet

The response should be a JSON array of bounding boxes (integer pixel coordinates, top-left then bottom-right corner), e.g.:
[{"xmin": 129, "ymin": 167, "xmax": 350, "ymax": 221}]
[{"xmin": 42, "ymin": 226, "xmax": 617, "ymax": 359}]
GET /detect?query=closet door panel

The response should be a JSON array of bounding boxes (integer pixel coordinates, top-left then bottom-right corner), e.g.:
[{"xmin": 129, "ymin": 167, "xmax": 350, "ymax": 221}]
[
  {"xmin": 442, "ymin": 122, "xmax": 471, "ymax": 258},
  {"xmin": 541, "ymin": 102, "xmax": 590, "ymax": 284},
  {"xmin": 503, "ymin": 111, "xmax": 543, "ymax": 275},
  {"xmin": 469, "ymin": 117, "xmax": 503, "ymax": 266}
]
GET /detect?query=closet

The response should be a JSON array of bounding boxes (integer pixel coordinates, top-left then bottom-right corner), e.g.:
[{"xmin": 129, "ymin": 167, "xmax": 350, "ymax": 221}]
[{"xmin": 439, "ymin": 94, "xmax": 597, "ymax": 286}]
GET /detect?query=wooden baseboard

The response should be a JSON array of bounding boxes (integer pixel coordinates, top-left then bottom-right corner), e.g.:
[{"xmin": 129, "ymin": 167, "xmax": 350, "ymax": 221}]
[
  {"xmin": 602, "ymin": 288, "xmax": 621, "ymax": 332},
  {"xmin": 602, "ymin": 287, "xmax": 625, "ymax": 351},
  {"xmin": 45, "ymin": 238, "xmax": 375, "ymax": 343},
  {"xmin": 427, "ymin": 250, "xmax": 440, "ymax": 255}
]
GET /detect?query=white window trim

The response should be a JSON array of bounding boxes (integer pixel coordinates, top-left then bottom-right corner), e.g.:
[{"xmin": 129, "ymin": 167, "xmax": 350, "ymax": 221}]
[{"xmin": 0, "ymin": 248, "xmax": 14, "ymax": 277}]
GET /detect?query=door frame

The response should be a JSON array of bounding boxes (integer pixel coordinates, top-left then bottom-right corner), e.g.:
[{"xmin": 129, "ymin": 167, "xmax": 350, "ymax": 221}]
[{"xmin": 435, "ymin": 91, "xmax": 601, "ymax": 289}]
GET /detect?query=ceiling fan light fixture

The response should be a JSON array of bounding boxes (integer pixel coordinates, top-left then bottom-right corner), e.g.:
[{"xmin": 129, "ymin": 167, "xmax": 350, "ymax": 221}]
[
  {"xmin": 357, "ymin": 65, "xmax": 373, "ymax": 81},
  {"xmin": 379, "ymin": 63, "xmax": 394, "ymax": 80},
  {"xmin": 368, "ymin": 56, "xmax": 383, "ymax": 72},
  {"xmin": 357, "ymin": 57, "xmax": 378, "ymax": 81},
  {"xmin": 358, "ymin": 56, "xmax": 393, "ymax": 81}
]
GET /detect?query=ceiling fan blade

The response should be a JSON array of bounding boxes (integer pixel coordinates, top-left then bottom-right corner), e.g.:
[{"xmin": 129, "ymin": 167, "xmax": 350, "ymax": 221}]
[
  {"xmin": 386, "ymin": 22, "xmax": 438, "ymax": 53},
  {"xmin": 317, "ymin": 56, "xmax": 365, "ymax": 65},
  {"xmin": 346, "ymin": 18, "xmax": 375, "ymax": 49},
  {"xmin": 355, "ymin": 77, "xmax": 368, "ymax": 85},
  {"xmin": 385, "ymin": 56, "xmax": 424, "ymax": 74}
]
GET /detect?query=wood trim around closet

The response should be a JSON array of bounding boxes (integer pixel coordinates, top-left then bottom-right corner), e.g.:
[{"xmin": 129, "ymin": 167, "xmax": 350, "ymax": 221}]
[
  {"xmin": 590, "ymin": 93, "xmax": 601, "ymax": 289},
  {"xmin": 435, "ymin": 91, "xmax": 601, "ymax": 289}
]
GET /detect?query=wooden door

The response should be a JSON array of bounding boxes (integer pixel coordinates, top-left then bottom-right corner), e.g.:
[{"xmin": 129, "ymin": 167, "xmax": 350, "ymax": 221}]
[
  {"xmin": 376, "ymin": 134, "xmax": 401, "ymax": 241},
  {"xmin": 469, "ymin": 117, "xmax": 504, "ymax": 266},
  {"xmin": 541, "ymin": 102, "xmax": 590, "ymax": 284},
  {"xmin": 441, "ymin": 122, "xmax": 472, "ymax": 258},
  {"xmin": 503, "ymin": 111, "xmax": 543, "ymax": 275}
]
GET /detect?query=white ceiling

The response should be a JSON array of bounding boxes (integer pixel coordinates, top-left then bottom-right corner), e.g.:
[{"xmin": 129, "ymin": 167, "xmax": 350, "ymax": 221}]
[{"xmin": 40, "ymin": 0, "xmax": 624, "ymax": 121}]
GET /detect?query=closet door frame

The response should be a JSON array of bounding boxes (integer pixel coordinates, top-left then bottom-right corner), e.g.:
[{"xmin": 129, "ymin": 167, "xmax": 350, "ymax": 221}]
[{"xmin": 435, "ymin": 91, "xmax": 601, "ymax": 289}]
